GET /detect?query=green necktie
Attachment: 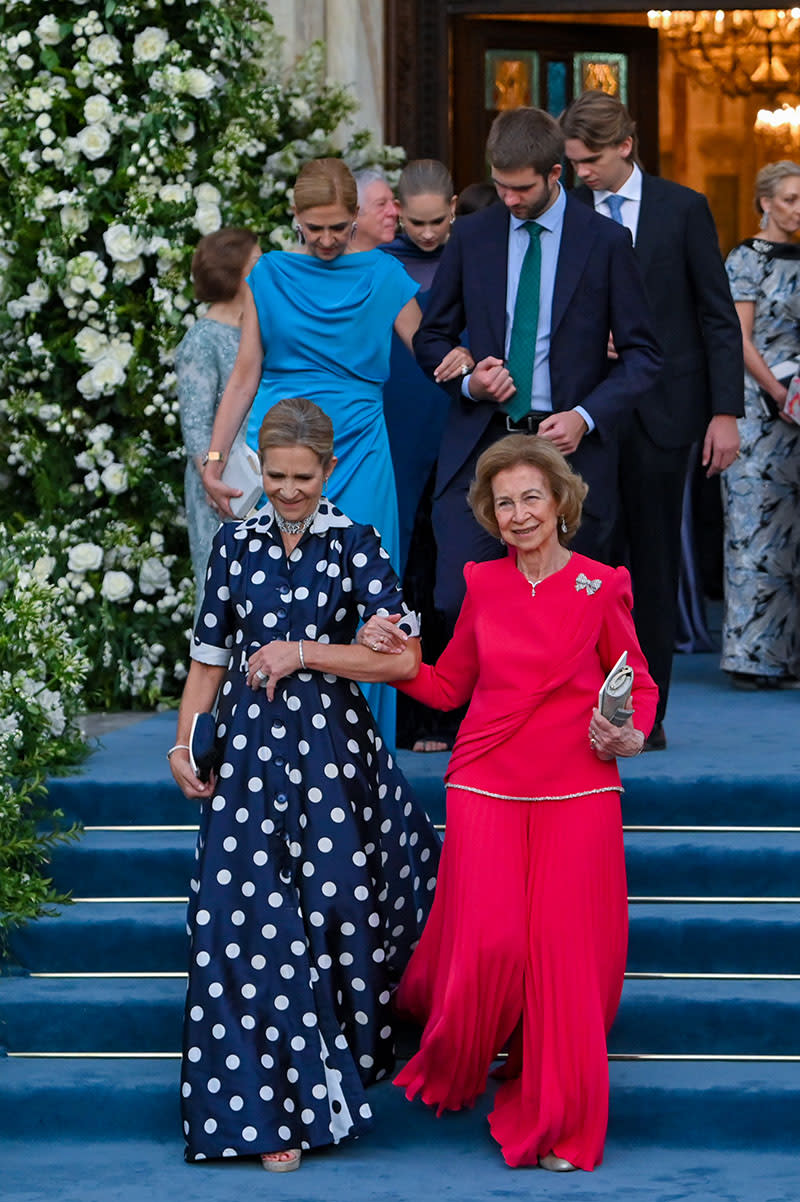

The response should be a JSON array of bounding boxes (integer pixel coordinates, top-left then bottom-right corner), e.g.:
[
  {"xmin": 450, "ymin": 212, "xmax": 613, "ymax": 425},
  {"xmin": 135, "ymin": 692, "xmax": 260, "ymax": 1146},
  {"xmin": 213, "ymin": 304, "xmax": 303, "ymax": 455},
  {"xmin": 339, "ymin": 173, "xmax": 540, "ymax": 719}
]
[{"xmin": 504, "ymin": 221, "xmax": 543, "ymax": 423}]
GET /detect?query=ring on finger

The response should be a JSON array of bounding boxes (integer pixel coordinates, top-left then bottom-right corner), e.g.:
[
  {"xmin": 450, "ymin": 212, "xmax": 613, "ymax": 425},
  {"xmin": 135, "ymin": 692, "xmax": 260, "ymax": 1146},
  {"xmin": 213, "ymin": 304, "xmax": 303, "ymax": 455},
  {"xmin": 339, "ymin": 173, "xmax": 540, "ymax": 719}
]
[
  {"xmin": 255, "ymin": 668, "xmax": 266, "ymax": 681},
  {"xmin": 460, "ymin": 363, "xmax": 469, "ymax": 376}
]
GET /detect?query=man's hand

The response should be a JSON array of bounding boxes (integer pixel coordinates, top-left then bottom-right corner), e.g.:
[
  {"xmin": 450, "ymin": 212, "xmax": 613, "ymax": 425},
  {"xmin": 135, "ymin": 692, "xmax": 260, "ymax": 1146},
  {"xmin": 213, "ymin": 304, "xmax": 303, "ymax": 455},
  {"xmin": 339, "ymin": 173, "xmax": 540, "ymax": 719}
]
[
  {"xmin": 466, "ymin": 356, "xmax": 517, "ymax": 404},
  {"xmin": 702, "ymin": 414, "xmax": 740, "ymax": 476},
  {"xmin": 537, "ymin": 410, "xmax": 588, "ymax": 455}
]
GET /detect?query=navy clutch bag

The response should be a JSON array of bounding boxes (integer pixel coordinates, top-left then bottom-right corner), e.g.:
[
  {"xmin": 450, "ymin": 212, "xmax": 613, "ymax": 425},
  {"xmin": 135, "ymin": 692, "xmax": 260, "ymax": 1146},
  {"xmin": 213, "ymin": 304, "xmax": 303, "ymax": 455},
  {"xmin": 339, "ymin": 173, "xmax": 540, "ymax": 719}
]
[{"xmin": 189, "ymin": 712, "xmax": 221, "ymax": 782}]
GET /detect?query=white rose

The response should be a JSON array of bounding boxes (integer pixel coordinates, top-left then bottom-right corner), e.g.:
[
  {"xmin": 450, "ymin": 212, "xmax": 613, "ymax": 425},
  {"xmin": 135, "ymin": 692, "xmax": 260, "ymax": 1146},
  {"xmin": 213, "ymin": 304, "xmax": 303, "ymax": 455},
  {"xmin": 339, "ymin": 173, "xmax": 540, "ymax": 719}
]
[
  {"xmin": 101, "ymin": 570, "xmax": 134, "ymax": 602},
  {"xmin": 194, "ymin": 203, "xmax": 221, "ymax": 235},
  {"xmin": 75, "ymin": 326, "xmax": 107, "ymax": 364},
  {"xmin": 83, "ymin": 94, "xmax": 113, "ymax": 125},
  {"xmin": 68, "ymin": 542, "xmax": 104, "ymax": 573},
  {"xmin": 174, "ymin": 122, "xmax": 195, "ymax": 143},
  {"xmin": 60, "ymin": 204, "xmax": 91, "ymax": 234},
  {"xmin": 76, "ymin": 124, "xmax": 112, "ymax": 162},
  {"xmin": 158, "ymin": 183, "xmax": 189, "ymax": 204},
  {"xmin": 84, "ymin": 470, "xmax": 100, "ymax": 490},
  {"xmin": 103, "ymin": 223, "xmax": 147, "ymax": 262},
  {"xmin": 139, "ymin": 557, "xmax": 171, "ymax": 595},
  {"xmin": 18, "ymin": 53, "xmax": 34, "ymax": 71},
  {"xmin": 33, "ymin": 555, "xmax": 56, "ymax": 582},
  {"xmin": 25, "ymin": 87, "xmax": 52, "ymax": 112},
  {"xmin": 182, "ymin": 68, "xmax": 215, "ymax": 99},
  {"xmin": 35, "ymin": 15, "xmax": 64, "ymax": 45},
  {"xmin": 112, "ymin": 257, "xmax": 145, "ymax": 284},
  {"xmin": 87, "ymin": 34, "xmax": 122, "ymax": 67},
  {"xmin": 107, "ymin": 340, "xmax": 134, "ymax": 368},
  {"xmin": 93, "ymin": 167, "xmax": 112, "ymax": 186},
  {"xmin": 193, "ymin": 182, "xmax": 221, "ymax": 205},
  {"xmin": 100, "ymin": 462, "xmax": 129, "ymax": 495},
  {"xmin": 133, "ymin": 27, "xmax": 169, "ymax": 63}
]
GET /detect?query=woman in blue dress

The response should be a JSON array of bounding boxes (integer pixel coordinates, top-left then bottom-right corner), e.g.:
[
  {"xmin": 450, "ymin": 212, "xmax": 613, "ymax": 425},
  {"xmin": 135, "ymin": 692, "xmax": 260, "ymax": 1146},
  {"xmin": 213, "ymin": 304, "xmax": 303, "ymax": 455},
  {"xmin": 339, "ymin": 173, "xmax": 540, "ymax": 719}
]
[
  {"xmin": 201, "ymin": 158, "xmax": 472, "ymax": 741},
  {"xmin": 169, "ymin": 398, "xmax": 441, "ymax": 1171}
]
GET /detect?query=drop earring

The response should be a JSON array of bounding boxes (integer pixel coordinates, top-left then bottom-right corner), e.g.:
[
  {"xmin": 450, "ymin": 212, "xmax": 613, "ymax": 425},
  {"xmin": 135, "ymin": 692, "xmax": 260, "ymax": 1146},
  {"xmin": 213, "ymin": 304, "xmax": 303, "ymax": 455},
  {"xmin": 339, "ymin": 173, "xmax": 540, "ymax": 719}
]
[
  {"xmin": 760, "ymin": 209, "xmax": 769, "ymax": 231},
  {"xmin": 350, "ymin": 221, "xmax": 358, "ymax": 241},
  {"xmin": 294, "ymin": 223, "xmax": 305, "ymax": 245},
  {"xmin": 559, "ymin": 515, "xmax": 567, "ymax": 535}
]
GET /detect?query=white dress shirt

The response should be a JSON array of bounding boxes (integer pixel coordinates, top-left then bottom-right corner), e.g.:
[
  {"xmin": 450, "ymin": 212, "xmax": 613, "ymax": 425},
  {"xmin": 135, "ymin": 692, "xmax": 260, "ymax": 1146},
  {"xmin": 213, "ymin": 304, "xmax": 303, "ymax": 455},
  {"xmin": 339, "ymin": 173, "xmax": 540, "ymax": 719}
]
[{"xmin": 592, "ymin": 161, "xmax": 642, "ymax": 245}]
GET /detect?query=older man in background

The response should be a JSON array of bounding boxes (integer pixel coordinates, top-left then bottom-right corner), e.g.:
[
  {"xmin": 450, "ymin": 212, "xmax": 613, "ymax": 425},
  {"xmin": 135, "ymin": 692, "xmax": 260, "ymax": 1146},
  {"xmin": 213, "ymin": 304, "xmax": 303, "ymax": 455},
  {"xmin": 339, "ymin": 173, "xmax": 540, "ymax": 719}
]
[{"xmin": 352, "ymin": 167, "xmax": 398, "ymax": 251}]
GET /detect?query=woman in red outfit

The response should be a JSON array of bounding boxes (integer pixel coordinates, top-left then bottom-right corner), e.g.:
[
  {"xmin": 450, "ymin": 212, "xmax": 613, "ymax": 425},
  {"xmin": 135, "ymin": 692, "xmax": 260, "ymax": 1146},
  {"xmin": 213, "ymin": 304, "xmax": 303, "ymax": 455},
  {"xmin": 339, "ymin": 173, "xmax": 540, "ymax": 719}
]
[{"xmin": 359, "ymin": 435, "xmax": 658, "ymax": 1172}]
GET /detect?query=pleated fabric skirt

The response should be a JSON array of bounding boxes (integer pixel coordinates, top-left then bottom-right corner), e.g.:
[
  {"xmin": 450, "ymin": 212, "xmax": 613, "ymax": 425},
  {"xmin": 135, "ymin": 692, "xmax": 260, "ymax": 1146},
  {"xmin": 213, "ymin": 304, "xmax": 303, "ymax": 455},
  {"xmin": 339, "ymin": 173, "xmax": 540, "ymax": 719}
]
[{"xmin": 394, "ymin": 786, "xmax": 628, "ymax": 1170}]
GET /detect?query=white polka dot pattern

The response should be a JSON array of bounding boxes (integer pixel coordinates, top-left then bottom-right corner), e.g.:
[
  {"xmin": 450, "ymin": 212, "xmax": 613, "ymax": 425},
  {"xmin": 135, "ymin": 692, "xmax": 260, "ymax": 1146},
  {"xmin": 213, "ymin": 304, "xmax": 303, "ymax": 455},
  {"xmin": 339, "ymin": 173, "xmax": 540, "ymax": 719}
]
[{"xmin": 181, "ymin": 504, "xmax": 438, "ymax": 1161}]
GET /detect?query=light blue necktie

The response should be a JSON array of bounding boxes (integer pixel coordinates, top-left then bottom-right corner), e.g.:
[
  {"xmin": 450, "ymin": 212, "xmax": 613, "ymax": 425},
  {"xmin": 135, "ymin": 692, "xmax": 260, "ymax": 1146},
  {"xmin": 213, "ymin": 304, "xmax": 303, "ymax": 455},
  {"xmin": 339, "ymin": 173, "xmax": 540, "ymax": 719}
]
[
  {"xmin": 504, "ymin": 221, "xmax": 543, "ymax": 423},
  {"xmin": 605, "ymin": 194, "xmax": 625, "ymax": 224}
]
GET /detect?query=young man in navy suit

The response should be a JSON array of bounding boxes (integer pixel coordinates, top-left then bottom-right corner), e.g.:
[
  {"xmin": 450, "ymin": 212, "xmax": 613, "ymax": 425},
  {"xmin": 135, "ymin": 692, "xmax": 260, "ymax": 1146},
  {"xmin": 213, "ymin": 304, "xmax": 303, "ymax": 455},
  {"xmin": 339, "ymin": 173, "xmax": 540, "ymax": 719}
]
[
  {"xmin": 413, "ymin": 107, "xmax": 662, "ymax": 650},
  {"xmin": 560, "ymin": 91, "xmax": 743, "ymax": 749}
]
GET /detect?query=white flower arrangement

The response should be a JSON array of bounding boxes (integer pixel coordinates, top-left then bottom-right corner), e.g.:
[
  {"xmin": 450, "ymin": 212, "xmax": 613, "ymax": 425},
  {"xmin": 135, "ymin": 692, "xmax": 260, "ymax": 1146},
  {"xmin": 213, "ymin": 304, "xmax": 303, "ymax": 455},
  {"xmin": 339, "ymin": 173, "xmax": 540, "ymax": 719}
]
[{"xmin": 0, "ymin": 1, "xmax": 404, "ymax": 714}]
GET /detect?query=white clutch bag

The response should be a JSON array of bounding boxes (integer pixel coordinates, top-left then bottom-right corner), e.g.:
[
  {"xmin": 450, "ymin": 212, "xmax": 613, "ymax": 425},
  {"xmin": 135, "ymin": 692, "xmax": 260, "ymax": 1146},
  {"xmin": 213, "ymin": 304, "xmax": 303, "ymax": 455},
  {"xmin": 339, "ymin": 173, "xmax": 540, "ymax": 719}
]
[
  {"xmin": 598, "ymin": 651, "xmax": 634, "ymax": 727},
  {"xmin": 221, "ymin": 443, "xmax": 263, "ymax": 518}
]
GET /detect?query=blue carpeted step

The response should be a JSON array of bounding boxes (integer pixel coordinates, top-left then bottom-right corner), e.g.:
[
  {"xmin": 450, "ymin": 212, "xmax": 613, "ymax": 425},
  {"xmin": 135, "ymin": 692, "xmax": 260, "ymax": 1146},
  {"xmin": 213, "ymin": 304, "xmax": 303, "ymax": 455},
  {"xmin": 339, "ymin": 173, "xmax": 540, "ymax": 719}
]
[
  {"xmin": 49, "ymin": 828, "xmax": 800, "ymax": 901},
  {"xmin": 4, "ymin": 974, "xmax": 799, "ymax": 1057},
  {"xmin": 627, "ymin": 903, "xmax": 800, "ymax": 974},
  {"xmin": 0, "ymin": 977, "xmax": 185, "ymax": 1054},
  {"xmin": 609, "ymin": 977, "xmax": 800, "ymax": 1055},
  {"xmin": 9, "ymin": 901, "xmax": 800, "ymax": 975},
  {"xmin": 624, "ymin": 830, "xmax": 800, "ymax": 897},
  {"xmin": 1, "ymin": 1057, "xmax": 798, "ymax": 1148},
  {"xmin": 49, "ymin": 830, "xmax": 199, "ymax": 899}
]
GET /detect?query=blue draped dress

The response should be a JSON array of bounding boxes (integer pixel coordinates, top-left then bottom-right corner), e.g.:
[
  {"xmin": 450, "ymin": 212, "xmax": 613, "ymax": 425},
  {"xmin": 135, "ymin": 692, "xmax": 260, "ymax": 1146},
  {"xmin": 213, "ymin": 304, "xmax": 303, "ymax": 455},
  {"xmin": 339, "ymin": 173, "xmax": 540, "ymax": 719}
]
[{"xmin": 244, "ymin": 250, "xmax": 418, "ymax": 740}]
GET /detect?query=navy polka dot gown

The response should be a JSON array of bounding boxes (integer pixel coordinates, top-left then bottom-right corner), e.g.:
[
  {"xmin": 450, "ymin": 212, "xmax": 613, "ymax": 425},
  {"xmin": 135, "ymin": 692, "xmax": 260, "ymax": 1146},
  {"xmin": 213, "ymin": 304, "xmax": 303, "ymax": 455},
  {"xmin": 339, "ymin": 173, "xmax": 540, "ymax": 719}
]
[{"xmin": 181, "ymin": 500, "xmax": 441, "ymax": 1161}]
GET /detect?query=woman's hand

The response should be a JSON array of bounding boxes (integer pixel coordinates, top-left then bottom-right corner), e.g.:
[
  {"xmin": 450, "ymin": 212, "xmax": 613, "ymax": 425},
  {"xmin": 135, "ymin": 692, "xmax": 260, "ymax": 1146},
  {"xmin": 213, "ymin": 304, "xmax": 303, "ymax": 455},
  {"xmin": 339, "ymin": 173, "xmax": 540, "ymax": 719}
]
[
  {"xmin": 169, "ymin": 748, "xmax": 217, "ymax": 800},
  {"xmin": 202, "ymin": 461, "xmax": 242, "ymax": 520},
  {"xmin": 434, "ymin": 346, "xmax": 475, "ymax": 383},
  {"xmin": 588, "ymin": 708, "xmax": 645, "ymax": 760},
  {"xmin": 356, "ymin": 613, "xmax": 409, "ymax": 654},
  {"xmin": 247, "ymin": 641, "xmax": 303, "ymax": 699}
]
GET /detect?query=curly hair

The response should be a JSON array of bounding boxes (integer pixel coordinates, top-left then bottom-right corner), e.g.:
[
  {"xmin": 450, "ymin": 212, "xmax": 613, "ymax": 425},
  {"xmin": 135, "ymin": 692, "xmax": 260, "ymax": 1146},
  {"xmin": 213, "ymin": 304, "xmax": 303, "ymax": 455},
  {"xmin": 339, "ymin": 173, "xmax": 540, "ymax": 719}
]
[{"xmin": 468, "ymin": 435, "xmax": 587, "ymax": 544}]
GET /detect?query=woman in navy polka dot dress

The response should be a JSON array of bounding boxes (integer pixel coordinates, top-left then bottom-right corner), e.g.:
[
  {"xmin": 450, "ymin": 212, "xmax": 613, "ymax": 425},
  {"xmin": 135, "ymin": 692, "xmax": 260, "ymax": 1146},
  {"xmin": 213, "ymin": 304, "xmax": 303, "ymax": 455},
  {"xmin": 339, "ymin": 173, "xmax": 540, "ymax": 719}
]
[{"xmin": 169, "ymin": 398, "xmax": 441, "ymax": 1171}]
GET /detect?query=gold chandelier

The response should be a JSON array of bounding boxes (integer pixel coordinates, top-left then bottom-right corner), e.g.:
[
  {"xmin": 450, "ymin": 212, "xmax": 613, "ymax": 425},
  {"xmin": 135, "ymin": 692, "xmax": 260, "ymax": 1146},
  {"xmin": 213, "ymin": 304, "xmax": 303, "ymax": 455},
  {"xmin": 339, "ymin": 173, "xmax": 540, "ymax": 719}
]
[{"xmin": 647, "ymin": 9, "xmax": 800, "ymax": 98}]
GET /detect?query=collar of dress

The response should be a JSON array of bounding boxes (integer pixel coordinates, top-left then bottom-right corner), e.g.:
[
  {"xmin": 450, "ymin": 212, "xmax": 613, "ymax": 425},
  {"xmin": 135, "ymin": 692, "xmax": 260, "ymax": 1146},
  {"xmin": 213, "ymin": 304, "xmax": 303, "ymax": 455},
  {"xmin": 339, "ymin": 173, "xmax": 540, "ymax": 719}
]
[{"xmin": 243, "ymin": 498, "xmax": 353, "ymax": 538}]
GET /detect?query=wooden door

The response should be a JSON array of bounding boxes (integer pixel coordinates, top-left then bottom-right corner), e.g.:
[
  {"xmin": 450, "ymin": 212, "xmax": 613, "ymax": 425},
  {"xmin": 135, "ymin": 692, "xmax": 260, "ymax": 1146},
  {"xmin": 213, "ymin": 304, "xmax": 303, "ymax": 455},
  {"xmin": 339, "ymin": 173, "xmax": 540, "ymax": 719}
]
[{"xmin": 450, "ymin": 16, "xmax": 659, "ymax": 192}]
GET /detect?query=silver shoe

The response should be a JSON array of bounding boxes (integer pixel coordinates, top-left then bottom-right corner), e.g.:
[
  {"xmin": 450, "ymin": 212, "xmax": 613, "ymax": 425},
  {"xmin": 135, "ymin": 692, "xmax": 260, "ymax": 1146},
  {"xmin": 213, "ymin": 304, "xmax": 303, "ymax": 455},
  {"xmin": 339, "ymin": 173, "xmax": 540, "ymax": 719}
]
[{"xmin": 539, "ymin": 1152, "xmax": 578, "ymax": 1172}]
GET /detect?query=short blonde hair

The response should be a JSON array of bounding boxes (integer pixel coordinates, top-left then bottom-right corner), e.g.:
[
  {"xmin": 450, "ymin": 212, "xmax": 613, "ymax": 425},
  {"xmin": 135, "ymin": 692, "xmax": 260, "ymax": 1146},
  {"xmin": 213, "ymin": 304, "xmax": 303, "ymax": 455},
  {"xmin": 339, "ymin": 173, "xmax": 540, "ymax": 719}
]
[
  {"xmin": 257, "ymin": 397, "xmax": 334, "ymax": 471},
  {"xmin": 468, "ymin": 435, "xmax": 587, "ymax": 544}
]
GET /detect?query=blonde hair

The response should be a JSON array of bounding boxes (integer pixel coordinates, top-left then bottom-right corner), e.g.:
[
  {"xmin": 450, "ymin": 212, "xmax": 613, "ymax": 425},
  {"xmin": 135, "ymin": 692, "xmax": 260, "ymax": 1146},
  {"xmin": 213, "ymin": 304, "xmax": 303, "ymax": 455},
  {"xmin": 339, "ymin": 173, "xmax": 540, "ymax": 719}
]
[
  {"xmin": 257, "ymin": 398, "xmax": 335, "ymax": 470},
  {"xmin": 293, "ymin": 158, "xmax": 358, "ymax": 215},
  {"xmin": 468, "ymin": 435, "xmax": 587, "ymax": 544},
  {"xmin": 754, "ymin": 160, "xmax": 800, "ymax": 214}
]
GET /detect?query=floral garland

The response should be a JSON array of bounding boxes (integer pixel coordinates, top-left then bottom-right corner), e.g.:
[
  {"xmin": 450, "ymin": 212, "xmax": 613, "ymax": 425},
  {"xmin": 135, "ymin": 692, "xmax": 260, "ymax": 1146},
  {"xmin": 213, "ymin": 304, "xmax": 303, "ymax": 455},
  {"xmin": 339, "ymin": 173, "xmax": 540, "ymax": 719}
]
[
  {"xmin": 0, "ymin": 1, "xmax": 404, "ymax": 709},
  {"xmin": 0, "ymin": 524, "xmax": 89, "ymax": 952}
]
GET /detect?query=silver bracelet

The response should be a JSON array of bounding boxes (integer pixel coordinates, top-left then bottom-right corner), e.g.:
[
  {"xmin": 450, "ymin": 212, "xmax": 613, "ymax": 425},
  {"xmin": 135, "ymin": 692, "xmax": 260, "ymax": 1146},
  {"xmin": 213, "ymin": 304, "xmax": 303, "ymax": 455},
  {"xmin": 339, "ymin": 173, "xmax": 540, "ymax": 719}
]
[
  {"xmin": 167, "ymin": 743, "xmax": 190, "ymax": 761},
  {"xmin": 298, "ymin": 639, "xmax": 306, "ymax": 670}
]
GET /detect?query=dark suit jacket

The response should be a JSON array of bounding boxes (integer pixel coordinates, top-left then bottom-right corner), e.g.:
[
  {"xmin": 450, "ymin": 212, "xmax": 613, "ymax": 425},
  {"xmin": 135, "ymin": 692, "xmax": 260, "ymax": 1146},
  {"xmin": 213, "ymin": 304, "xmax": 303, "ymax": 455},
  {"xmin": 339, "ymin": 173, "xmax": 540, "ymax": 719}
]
[
  {"xmin": 413, "ymin": 194, "xmax": 662, "ymax": 520},
  {"xmin": 574, "ymin": 175, "xmax": 744, "ymax": 447}
]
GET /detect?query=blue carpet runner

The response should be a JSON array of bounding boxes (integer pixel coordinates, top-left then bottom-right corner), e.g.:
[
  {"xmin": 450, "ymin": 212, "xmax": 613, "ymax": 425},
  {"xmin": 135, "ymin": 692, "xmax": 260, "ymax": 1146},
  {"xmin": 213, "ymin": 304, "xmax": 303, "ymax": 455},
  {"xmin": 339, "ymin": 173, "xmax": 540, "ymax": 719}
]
[{"xmin": 1, "ymin": 653, "xmax": 799, "ymax": 1199}]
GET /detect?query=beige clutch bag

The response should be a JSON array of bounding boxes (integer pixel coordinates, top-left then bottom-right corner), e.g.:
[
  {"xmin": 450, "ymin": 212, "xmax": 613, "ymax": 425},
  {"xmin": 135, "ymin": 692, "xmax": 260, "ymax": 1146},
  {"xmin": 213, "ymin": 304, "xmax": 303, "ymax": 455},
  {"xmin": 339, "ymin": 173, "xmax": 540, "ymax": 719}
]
[{"xmin": 598, "ymin": 651, "xmax": 634, "ymax": 727}]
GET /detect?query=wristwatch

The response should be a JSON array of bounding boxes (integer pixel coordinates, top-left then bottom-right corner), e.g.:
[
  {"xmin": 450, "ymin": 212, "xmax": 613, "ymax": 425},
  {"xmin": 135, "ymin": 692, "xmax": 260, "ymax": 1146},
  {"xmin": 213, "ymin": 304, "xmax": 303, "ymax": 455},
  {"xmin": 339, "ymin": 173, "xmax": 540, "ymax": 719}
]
[{"xmin": 202, "ymin": 451, "xmax": 224, "ymax": 466}]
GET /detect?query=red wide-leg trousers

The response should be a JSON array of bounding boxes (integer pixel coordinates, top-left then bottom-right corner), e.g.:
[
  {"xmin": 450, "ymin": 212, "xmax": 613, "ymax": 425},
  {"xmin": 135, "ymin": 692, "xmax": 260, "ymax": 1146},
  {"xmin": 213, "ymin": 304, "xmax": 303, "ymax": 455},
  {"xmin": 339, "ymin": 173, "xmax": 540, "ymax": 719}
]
[{"xmin": 394, "ymin": 787, "xmax": 628, "ymax": 1170}]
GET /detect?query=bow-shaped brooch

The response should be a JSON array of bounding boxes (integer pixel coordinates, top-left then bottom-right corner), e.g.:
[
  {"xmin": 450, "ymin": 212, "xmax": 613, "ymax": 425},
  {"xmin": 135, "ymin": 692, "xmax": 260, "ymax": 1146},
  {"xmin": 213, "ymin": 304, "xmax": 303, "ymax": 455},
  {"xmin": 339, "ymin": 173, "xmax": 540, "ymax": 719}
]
[{"xmin": 575, "ymin": 572, "xmax": 602, "ymax": 595}]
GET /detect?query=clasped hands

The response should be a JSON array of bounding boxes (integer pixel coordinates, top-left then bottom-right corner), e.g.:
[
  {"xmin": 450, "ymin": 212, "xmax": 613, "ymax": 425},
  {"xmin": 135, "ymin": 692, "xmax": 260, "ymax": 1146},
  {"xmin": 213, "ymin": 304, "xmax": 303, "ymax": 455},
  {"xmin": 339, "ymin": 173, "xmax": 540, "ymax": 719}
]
[
  {"xmin": 246, "ymin": 641, "xmax": 303, "ymax": 700},
  {"xmin": 461, "ymin": 356, "xmax": 587, "ymax": 454}
]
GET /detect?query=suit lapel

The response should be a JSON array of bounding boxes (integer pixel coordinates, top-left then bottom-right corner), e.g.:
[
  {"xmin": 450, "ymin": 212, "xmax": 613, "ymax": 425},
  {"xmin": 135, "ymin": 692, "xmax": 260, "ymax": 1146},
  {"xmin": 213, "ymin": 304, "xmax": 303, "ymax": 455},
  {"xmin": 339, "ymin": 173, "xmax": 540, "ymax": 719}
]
[
  {"xmin": 476, "ymin": 205, "xmax": 510, "ymax": 354},
  {"xmin": 551, "ymin": 198, "xmax": 596, "ymax": 339},
  {"xmin": 632, "ymin": 173, "xmax": 664, "ymax": 271}
]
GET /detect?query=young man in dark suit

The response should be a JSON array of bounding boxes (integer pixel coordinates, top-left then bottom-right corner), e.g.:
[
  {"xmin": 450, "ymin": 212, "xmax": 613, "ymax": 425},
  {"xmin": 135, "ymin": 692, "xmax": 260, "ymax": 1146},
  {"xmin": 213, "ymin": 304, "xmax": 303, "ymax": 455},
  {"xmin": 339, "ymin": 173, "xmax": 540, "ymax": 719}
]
[
  {"xmin": 560, "ymin": 90, "xmax": 743, "ymax": 749},
  {"xmin": 414, "ymin": 106, "xmax": 662, "ymax": 642}
]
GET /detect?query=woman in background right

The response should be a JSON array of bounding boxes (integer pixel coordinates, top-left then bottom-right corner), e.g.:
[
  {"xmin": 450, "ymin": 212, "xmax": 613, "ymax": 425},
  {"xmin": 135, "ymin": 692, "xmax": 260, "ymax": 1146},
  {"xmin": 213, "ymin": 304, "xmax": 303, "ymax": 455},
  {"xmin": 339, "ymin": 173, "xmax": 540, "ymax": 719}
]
[{"xmin": 723, "ymin": 161, "xmax": 800, "ymax": 688}]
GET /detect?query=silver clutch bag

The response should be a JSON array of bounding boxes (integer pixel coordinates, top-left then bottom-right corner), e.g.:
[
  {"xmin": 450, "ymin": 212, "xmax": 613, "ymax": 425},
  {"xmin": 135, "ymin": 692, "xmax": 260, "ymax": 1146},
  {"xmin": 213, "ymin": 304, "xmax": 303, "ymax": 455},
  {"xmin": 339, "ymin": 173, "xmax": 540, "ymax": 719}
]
[
  {"xmin": 598, "ymin": 651, "xmax": 634, "ymax": 727},
  {"xmin": 221, "ymin": 443, "xmax": 263, "ymax": 518}
]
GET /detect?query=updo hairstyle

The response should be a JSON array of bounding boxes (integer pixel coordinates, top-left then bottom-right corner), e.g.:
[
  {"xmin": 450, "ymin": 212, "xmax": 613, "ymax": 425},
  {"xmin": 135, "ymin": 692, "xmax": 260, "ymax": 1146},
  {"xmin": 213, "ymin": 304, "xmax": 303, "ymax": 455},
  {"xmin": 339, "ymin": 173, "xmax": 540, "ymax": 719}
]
[
  {"xmin": 293, "ymin": 158, "xmax": 358, "ymax": 215},
  {"xmin": 257, "ymin": 397, "xmax": 335, "ymax": 473},
  {"xmin": 397, "ymin": 159, "xmax": 454, "ymax": 205},
  {"xmin": 754, "ymin": 160, "xmax": 800, "ymax": 215}
]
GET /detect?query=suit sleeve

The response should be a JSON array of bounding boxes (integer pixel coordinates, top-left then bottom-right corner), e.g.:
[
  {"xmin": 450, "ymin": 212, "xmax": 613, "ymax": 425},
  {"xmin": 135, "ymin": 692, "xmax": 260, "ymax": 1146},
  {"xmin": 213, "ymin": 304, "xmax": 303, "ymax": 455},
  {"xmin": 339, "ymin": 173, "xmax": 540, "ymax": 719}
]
[
  {"xmin": 395, "ymin": 564, "xmax": 479, "ymax": 709},
  {"xmin": 684, "ymin": 193, "xmax": 745, "ymax": 418},
  {"xmin": 580, "ymin": 228, "xmax": 663, "ymax": 436},
  {"xmin": 596, "ymin": 566, "xmax": 659, "ymax": 737},
  {"xmin": 411, "ymin": 228, "xmax": 468, "ymax": 402}
]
